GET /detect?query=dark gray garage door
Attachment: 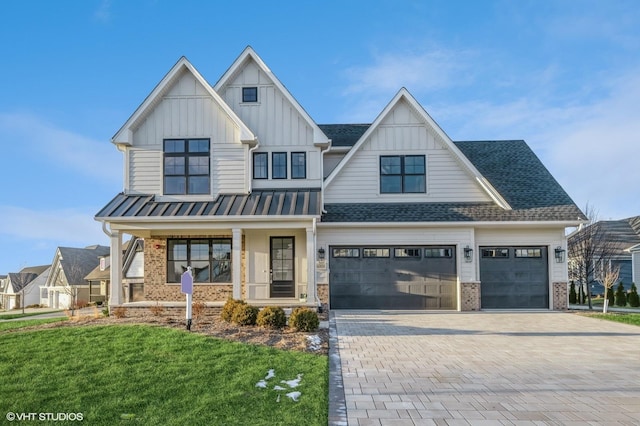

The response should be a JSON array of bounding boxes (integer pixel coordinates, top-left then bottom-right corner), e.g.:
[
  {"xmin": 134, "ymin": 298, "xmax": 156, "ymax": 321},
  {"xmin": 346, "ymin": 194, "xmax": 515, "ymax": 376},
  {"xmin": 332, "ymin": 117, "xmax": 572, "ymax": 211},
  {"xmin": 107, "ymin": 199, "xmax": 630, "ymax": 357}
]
[
  {"xmin": 480, "ymin": 246, "xmax": 549, "ymax": 309},
  {"xmin": 329, "ymin": 246, "xmax": 457, "ymax": 309}
]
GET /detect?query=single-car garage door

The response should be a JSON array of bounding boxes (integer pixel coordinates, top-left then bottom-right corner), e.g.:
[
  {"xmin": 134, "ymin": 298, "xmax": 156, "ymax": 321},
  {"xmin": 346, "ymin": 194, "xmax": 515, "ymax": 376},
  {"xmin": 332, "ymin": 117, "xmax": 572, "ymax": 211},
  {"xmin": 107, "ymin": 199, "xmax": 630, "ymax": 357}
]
[
  {"xmin": 479, "ymin": 246, "xmax": 549, "ymax": 309},
  {"xmin": 329, "ymin": 245, "xmax": 457, "ymax": 309}
]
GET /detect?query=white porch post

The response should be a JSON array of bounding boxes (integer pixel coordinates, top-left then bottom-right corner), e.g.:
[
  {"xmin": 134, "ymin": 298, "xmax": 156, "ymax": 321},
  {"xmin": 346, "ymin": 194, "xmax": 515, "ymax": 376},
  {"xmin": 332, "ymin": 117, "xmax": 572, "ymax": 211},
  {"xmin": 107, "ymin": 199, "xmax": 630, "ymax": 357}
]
[
  {"xmin": 232, "ymin": 228, "xmax": 242, "ymax": 299},
  {"xmin": 108, "ymin": 230, "xmax": 123, "ymax": 306},
  {"xmin": 306, "ymin": 227, "xmax": 315, "ymax": 304}
]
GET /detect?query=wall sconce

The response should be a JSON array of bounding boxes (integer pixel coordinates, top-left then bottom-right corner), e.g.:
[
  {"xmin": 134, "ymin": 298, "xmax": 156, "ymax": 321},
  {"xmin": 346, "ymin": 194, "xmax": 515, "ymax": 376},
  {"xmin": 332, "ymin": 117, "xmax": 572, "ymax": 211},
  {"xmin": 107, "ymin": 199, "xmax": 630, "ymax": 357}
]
[
  {"xmin": 554, "ymin": 246, "xmax": 565, "ymax": 263},
  {"xmin": 317, "ymin": 247, "xmax": 325, "ymax": 260},
  {"xmin": 464, "ymin": 245, "xmax": 473, "ymax": 262}
]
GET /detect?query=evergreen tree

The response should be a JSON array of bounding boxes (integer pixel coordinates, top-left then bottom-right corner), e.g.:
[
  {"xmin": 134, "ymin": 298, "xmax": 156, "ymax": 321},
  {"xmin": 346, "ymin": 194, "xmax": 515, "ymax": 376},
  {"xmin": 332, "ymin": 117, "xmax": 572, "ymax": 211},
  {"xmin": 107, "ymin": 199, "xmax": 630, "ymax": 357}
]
[
  {"xmin": 614, "ymin": 282, "xmax": 627, "ymax": 307},
  {"xmin": 569, "ymin": 281, "xmax": 577, "ymax": 304},
  {"xmin": 627, "ymin": 282, "xmax": 639, "ymax": 308},
  {"xmin": 607, "ymin": 286, "xmax": 615, "ymax": 307}
]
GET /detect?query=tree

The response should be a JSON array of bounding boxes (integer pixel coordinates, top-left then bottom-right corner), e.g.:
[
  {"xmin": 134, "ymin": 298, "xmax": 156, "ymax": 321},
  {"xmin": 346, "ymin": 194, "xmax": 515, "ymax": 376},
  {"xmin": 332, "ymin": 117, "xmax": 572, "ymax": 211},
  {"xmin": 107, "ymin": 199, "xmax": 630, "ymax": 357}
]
[
  {"xmin": 569, "ymin": 281, "xmax": 577, "ymax": 304},
  {"xmin": 628, "ymin": 283, "xmax": 640, "ymax": 308},
  {"xmin": 600, "ymin": 264, "xmax": 620, "ymax": 313},
  {"xmin": 568, "ymin": 204, "xmax": 618, "ymax": 310},
  {"xmin": 615, "ymin": 282, "xmax": 627, "ymax": 307}
]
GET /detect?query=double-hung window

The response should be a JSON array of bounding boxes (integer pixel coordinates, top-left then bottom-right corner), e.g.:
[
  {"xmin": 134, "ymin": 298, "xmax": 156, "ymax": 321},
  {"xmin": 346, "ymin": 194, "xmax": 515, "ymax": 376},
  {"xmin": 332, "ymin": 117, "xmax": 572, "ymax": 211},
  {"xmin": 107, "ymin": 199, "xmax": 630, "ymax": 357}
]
[
  {"xmin": 272, "ymin": 152, "xmax": 287, "ymax": 179},
  {"xmin": 164, "ymin": 139, "xmax": 210, "ymax": 195},
  {"xmin": 167, "ymin": 238, "xmax": 232, "ymax": 283},
  {"xmin": 380, "ymin": 155, "xmax": 425, "ymax": 193},
  {"xmin": 291, "ymin": 152, "xmax": 306, "ymax": 179},
  {"xmin": 253, "ymin": 152, "xmax": 268, "ymax": 179}
]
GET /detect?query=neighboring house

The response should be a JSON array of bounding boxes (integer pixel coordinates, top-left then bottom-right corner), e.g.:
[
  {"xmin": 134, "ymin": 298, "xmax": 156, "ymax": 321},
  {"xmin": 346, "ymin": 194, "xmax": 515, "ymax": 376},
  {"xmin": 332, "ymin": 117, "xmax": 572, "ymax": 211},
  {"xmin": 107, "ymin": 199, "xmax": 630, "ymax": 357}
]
[
  {"xmin": 2, "ymin": 265, "xmax": 49, "ymax": 309},
  {"xmin": 84, "ymin": 237, "xmax": 144, "ymax": 304},
  {"xmin": 95, "ymin": 46, "xmax": 586, "ymax": 312},
  {"xmin": 40, "ymin": 245, "xmax": 110, "ymax": 309},
  {"xmin": 568, "ymin": 216, "xmax": 640, "ymax": 295}
]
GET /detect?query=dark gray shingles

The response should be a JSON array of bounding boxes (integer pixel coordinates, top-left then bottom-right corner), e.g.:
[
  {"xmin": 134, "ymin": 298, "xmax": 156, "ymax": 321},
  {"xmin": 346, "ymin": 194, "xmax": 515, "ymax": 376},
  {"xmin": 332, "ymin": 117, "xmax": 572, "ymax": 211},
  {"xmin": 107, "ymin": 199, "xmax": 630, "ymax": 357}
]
[
  {"xmin": 59, "ymin": 246, "xmax": 110, "ymax": 285},
  {"xmin": 319, "ymin": 124, "xmax": 370, "ymax": 147}
]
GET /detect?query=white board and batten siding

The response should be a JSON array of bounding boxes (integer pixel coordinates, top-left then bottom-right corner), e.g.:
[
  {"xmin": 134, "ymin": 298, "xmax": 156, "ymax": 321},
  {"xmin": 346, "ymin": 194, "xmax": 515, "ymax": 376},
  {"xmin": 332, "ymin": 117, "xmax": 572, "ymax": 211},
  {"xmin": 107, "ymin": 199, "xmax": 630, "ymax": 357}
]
[
  {"xmin": 127, "ymin": 69, "xmax": 246, "ymax": 196},
  {"xmin": 219, "ymin": 60, "xmax": 323, "ymax": 189},
  {"xmin": 325, "ymin": 99, "xmax": 491, "ymax": 203}
]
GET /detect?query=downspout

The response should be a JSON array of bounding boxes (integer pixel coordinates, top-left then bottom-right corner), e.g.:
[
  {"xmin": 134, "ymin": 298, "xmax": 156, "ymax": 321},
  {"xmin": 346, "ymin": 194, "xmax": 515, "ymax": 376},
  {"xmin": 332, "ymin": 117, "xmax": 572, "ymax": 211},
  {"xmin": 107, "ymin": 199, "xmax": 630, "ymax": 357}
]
[
  {"xmin": 247, "ymin": 140, "xmax": 260, "ymax": 193},
  {"xmin": 312, "ymin": 217, "xmax": 319, "ymax": 308},
  {"xmin": 320, "ymin": 140, "xmax": 332, "ymax": 214}
]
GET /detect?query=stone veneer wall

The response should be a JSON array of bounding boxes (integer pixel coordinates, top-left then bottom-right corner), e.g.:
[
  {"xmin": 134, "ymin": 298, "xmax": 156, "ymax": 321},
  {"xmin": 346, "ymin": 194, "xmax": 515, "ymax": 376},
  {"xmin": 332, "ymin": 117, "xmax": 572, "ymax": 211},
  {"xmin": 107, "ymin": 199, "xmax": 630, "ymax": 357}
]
[
  {"xmin": 460, "ymin": 282, "xmax": 481, "ymax": 311},
  {"xmin": 317, "ymin": 283, "xmax": 329, "ymax": 312},
  {"xmin": 144, "ymin": 235, "xmax": 244, "ymax": 302},
  {"xmin": 552, "ymin": 281, "xmax": 568, "ymax": 311}
]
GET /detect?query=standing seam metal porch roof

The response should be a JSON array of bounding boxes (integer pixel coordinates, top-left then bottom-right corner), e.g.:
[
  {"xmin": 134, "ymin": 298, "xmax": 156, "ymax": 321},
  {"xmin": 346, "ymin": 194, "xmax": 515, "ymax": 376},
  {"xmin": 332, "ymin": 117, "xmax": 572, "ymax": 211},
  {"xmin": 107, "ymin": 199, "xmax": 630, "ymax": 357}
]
[{"xmin": 96, "ymin": 188, "xmax": 322, "ymax": 220}]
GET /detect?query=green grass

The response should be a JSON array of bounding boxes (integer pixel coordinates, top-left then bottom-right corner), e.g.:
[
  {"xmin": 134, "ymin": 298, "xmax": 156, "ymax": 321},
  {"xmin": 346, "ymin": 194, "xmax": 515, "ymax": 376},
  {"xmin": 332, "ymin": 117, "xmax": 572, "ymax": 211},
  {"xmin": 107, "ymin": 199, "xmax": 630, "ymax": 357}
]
[
  {"xmin": 0, "ymin": 311, "xmax": 61, "ymax": 320},
  {"xmin": 582, "ymin": 313, "xmax": 640, "ymax": 326},
  {"xmin": 0, "ymin": 324, "xmax": 328, "ymax": 425},
  {"xmin": 0, "ymin": 317, "xmax": 67, "ymax": 331}
]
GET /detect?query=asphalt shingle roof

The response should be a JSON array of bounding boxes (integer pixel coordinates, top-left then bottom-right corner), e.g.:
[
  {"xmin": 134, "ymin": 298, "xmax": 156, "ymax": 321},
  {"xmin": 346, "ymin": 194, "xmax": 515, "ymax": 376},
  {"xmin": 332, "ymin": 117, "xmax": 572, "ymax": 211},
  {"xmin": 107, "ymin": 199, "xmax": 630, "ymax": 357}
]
[{"xmin": 59, "ymin": 246, "xmax": 110, "ymax": 285}]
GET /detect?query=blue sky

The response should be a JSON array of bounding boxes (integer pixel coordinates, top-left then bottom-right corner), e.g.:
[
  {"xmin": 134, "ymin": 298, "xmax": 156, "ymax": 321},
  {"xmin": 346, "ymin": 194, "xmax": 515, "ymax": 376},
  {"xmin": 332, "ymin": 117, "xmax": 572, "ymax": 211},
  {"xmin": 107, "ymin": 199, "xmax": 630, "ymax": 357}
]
[{"xmin": 1, "ymin": 0, "xmax": 639, "ymax": 274}]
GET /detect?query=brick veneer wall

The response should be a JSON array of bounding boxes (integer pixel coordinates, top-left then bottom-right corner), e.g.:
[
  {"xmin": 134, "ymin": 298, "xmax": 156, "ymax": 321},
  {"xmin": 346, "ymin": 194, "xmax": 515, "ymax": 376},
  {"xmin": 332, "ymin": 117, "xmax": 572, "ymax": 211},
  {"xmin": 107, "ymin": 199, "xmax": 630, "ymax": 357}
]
[
  {"xmin": 552, "ymin": 281, "xmax": 568, "ymax": 311},
  {"xmin": 460, "ymin": 282, "xmax": 481, "ymax": 311},
  {"xmin": 144, "ymin": 235, "xmax": 243, "ymax": 302}
]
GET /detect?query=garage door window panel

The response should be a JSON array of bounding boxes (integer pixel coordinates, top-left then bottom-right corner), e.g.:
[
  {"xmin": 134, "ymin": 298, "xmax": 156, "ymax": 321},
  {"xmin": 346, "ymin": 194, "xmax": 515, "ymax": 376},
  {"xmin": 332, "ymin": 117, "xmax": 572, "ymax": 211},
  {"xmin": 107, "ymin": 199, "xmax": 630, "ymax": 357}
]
[
  {"xmin": 515, "ymin": 248, "xmax": 542, "ymax": 258},
  {"xmin": 482, "ymin": 248, "xmax": 510, "ymax": 258},
  {"xmin": 363, "ymin": 248, "xmax": 390, "ymax": 258},
  {"xmin": 394, "ymin": 248, "xmax": 421, "ymax": 258},
  {"xmin": 333, "ymin": 248, "xmax": 360, "ymax": 258},
  {"xmin": 425, "ymin": 248, "xmax": 452, "ymax": 258}
]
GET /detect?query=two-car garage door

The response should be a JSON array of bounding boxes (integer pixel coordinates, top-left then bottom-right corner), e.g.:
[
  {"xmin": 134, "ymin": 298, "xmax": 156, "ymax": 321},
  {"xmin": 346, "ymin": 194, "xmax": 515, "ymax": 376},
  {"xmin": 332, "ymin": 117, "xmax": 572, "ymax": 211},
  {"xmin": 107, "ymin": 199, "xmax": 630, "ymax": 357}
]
[{"xmin": 329, "ymin": 245, "xmax": 457, "ymax": 309}]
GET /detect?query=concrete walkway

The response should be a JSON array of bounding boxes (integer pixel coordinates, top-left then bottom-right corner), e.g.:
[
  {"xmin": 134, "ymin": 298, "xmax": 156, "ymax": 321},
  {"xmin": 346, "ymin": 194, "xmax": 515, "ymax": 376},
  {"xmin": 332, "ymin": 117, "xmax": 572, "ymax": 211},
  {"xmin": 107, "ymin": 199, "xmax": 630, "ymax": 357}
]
[{"xmin": 329, "ymin": 311, "xmax": 640, "ymax": 425}]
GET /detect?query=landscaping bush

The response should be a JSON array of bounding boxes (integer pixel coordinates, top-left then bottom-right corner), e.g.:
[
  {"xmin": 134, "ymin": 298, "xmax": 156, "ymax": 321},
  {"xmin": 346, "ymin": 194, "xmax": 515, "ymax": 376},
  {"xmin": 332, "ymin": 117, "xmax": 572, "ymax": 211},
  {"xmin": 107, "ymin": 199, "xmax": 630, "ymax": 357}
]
[
  {"xmin": 615, "ymin": 282, "xmax": 627, "ymax": 307},
  {"xmin": 221, "ymin": 298, "xmax": 246, "ymax": 323},
  {"xmin": 569, "ymin": 281, "xmax": 577, "ymax": 304},
  {"xmin": 231, "ymin": 304, "xmax": 259, "ymax": 326},
  {"xmin": 628, "ymin": 282, "xmax": 640, "ymax": 308},
  {"xmin": 112, "ymin": 307, "xmax": 127, "ymax": 319},
  {"xmin": 289, "ymin": 307, "xmax": 319, "ymax": 332},
  {"xmin": 192, "ymin": 301, "xmax": 206, "ymax": 320},
  {"xmin": 256, "ymin": 306, "xmax": 287, "ymax": 329},
  {"xmin": 149, "ymin": 303, "xmax": 165, "ymax": 317}
]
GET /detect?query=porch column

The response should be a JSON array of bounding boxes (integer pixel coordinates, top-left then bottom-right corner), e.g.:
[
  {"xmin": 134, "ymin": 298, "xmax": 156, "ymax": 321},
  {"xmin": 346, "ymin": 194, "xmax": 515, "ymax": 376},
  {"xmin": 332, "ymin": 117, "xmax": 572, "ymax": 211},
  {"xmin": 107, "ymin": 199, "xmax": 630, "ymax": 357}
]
[
  {"xmin": 306, "ymin": 227, "xmax": 315, "ymax": 304},
  {"xmin": 232, "ymin": 228, "xmax": 242, "ymax": 299},
  {"xmin": 108, "ymin": 230, "xmax": 123, "ymax": 306}
]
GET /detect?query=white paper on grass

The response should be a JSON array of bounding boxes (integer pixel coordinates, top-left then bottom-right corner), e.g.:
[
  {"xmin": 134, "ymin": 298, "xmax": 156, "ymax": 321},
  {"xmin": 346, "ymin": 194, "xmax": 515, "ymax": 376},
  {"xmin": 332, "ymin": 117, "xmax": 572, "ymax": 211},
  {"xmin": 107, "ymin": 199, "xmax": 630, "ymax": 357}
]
[
  {"xmin": 265, "ymin": 369, "xmax": 275, "ymax": 380},
  {"xmin": 281, "ymin": 374, "xmax": 303, "ymax": 388},
  {"xmin": 273, "ymin": 385, "xmax": 286, "ymax": 391},
  {"xmin": 255, "ymin": 380, "xmax": 268, "ymax": 388}
]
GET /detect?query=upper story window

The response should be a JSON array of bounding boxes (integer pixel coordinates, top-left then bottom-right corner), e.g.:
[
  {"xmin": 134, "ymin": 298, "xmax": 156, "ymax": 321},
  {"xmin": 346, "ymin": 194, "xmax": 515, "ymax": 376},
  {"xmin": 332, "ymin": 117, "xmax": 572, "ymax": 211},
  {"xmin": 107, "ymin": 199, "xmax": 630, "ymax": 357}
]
[
  {"xmin": 242, "ymin": 87, "xmax": 258, "ymax": 103},
  {"xmin": 253, "ymin": 152, "xmax": 268, "ymax": 179},
  {"xmin": 272, "ymin": 152, "xmax": 287, "ymax": 179},
  {"xmin": 380, "ymin": 155, "xmax": 425, "ymax": 193},
  {"xmin": 164, "ymin": 139, "xmax": 210, "ymax": 195},
  {"xmin": 291, "ymin": 152, "xmax": 306, "ymax": 179}
]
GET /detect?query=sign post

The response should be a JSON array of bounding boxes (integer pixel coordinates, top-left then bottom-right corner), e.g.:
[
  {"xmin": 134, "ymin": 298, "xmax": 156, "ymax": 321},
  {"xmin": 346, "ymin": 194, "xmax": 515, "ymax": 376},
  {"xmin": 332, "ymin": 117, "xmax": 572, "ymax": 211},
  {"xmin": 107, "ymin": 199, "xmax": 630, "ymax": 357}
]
[{"xmin": 181, "ymin": 267, "xmax": 193, "ymax": 331}]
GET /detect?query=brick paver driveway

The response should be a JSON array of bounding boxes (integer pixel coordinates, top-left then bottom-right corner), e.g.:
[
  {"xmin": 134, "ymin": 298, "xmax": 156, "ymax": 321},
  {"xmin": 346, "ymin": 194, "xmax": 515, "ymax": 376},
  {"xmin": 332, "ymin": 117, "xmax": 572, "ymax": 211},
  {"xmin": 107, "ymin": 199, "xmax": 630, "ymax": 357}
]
[{"xmin": 330, "ymin": 311, "xmax": 640, "ymax": 425}]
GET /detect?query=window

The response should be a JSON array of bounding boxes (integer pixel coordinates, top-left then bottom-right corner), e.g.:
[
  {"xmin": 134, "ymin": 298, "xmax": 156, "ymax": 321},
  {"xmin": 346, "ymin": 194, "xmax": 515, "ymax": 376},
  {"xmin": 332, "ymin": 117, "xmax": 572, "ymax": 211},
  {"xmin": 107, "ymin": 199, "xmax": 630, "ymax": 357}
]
[
  {"xmin": 363, "ymin": 248, "xmax": 390, "ymax": 258},
  {"xmin": 425, "ymin": 248, "xmax": 453, "ymax": 258},
  {"xmin": 394, "ymin": 248, "xmax": 421, "ymax": 258},
  {"xmin": 272, "ymin": 152, "xmax": 287, "ymax": 179},
  {"xmin": 164, "ymin": 139, "xmax": 210, "ymax": 195},
  {"xmin": 242, "ymin": 87, "xmax": 258, "ymax": 103},
  {"xmin": 482, "ymin": 248, "xmax": 510, "ymax": 258},
  {"xmin": 515, "ymin": 248, "xmax": 542, "ymax": 258},
  {"xmin": 332, "ymin": 248, "xmax": 360, "ymax": 258},
  {"xmin": 253, "ymin": 152, "xmax": 268, "ymax": 179},
  {"xmin": 291, "ymin": 152, "xmax": 306, "ymax": 179},
  {"xmin": 380, "ymin": 155, "xmax": 425, "ymax": 193},
  {"xmin": 167, "ymin": 238, "xmax": 231, "ymax": 283}
]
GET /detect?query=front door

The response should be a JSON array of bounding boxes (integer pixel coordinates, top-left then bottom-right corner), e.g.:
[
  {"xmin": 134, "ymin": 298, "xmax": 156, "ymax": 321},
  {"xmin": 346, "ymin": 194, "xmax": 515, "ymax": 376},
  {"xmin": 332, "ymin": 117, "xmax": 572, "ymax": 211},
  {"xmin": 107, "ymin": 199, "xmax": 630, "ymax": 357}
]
[{"xmin": 270, "ymin": 237, "xmax": 295, "ymax": 298}]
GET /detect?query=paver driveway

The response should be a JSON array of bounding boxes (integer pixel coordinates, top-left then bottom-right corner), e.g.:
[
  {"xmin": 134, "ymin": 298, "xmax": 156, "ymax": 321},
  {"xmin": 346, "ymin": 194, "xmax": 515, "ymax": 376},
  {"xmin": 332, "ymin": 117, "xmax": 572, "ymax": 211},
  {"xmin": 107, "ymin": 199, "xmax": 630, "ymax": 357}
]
[{"xmin": 330, "ymin": 311, "xmax": 640, "ymax": 426}]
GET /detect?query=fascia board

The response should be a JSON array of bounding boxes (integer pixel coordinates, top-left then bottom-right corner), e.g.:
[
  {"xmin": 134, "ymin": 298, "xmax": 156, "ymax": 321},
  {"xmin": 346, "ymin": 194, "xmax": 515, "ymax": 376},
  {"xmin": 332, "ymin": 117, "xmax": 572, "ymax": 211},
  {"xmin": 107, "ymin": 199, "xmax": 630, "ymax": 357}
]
[
  {"xmin": 214, "ymin": 46, "xmax": 329, "ymax": 145},
  {"xmin": 317, "ymin": 220, "xmax": 585, "ymax": 228}
]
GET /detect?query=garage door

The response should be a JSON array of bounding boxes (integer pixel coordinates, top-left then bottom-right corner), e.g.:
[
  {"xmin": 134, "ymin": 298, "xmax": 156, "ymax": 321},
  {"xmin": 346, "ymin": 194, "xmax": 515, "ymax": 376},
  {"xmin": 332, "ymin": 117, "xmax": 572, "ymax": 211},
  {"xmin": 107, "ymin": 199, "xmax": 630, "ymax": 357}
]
[
  {"xmin": 329, "ymin": 246, "xmax": 457, "ymax": 309},
  {"xmin": 479, "ymin": 246, "xmax": 549, "ymax": 309}
]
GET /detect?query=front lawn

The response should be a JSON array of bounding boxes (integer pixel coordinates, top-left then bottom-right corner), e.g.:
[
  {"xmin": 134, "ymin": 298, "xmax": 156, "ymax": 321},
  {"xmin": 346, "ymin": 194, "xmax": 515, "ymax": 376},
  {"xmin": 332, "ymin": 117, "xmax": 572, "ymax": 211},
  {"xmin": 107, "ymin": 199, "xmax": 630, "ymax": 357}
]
[
  {"xmin": 581, "ymin": 312, "xmax": 640, "ymax": 327},
  {"xmin": 0, "ymin": 317, "xmax": 67, "ymax": 332},
  {"xmin": 0, "ymin": 324, "xmax": 328, "ymax": 425},
  {"xmin": 0, "ymin": 311, "xmax": 61, "ymax": 320}
]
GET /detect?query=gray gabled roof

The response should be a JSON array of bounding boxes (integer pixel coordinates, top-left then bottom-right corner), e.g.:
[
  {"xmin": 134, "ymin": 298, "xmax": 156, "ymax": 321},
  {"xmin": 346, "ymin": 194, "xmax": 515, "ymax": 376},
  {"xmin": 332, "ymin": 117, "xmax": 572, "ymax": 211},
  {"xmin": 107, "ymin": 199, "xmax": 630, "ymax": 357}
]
[
  {"xmin": 96, "ymin": 189, "xmax": 322, "ymax": 220},
  {"xmin": 319, "ymin": 124, "xmax": 370, "ymax": 147},
  {"xmin": 58, "ymin": 246, "xmax": 110, "ymax": 286},
  {"xmin": 578, "ymin": 216, "xmax": 640, "ymax": 256}
]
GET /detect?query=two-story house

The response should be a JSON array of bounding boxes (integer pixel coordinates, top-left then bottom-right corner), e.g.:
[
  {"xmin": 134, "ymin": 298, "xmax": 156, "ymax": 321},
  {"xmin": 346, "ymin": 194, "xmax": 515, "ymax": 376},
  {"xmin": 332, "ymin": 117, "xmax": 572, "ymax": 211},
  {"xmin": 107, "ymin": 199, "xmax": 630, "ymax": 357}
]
[{"xmin": 96, "ymin": 47, "xmax": 586, "ymax": 313}]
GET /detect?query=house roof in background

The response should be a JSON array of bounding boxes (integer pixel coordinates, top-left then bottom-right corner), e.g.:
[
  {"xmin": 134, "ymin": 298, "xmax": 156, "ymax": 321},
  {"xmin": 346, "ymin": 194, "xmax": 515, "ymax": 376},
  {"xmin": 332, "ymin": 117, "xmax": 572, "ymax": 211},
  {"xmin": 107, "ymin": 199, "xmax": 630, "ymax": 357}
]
[
  {"xmin": 7, "ymin": 272, "xmax": 38, "ymax": 292},
  {"xmin": 58, "ymin": 246, "xmax": 110, "ymax": 285},
  {"xmin": 593, "ymin": 216, "xmax": 640, "ymax": 255},
  {"xmin": 96, "ymin": 189, "xmax": 322, "ymax": 220},
  {"xmin": 319, "ymin": 124, "xmax": 370, "ymax": 147}
]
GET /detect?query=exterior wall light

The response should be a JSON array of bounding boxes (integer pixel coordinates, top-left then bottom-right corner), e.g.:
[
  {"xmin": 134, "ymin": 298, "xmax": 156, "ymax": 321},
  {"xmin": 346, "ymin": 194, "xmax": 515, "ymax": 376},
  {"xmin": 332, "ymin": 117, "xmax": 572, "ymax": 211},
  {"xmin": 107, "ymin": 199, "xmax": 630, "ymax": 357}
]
[
  {"xmin": 317, "ymin": 247, "xmax": 325, "ymax": 260},
  {"xmin": 554, "ymin": 246, "xmax": 565, "ymax": 263},
  {"xmin": 464, "ymin": 246, "xmax": 473, "ymax": 262}
]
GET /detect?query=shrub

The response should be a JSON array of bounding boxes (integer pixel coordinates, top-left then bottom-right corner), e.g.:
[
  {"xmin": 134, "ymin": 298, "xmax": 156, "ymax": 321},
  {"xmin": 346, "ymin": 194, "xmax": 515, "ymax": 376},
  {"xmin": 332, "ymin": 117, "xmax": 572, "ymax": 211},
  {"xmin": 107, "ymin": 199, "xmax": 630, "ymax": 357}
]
[
  {"xmin": 289, "ymin": 307, "xmax": 319, "ymax": 332},
  {"xmin": 615, "ymin": 282, "xmax": 627, "ymax": 307},
  {"xmin": 569, "ymin": 281, "xmax": 577, "ymax": 304},
  {"xmin": 112, "ymin": 307, "xmax": 127, "ymax": 319},
  {"xmin": 221, "ymin": 298, "xmax": 246, "ymax": 323},
  {"xmin": 192, "ymin": 301, "xmax": 206, "ymax": 320},
  {"xmin": 256, "ymin": 306, "xmax": 287, "ymax": 329},
  {"xmin": 232, "ymin": 304, "xmax": 259, "ymax": 326},
  {"xmin": 607, "ymin": 286, "xmax": 615, "ymax": 307},
  {"xmin": 75, "ymin": 300, "xmax": 89, "ymax": 309},
  {"xmin": 628, "ymin": 282, "xmax": 640, "ymax": 308}
]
